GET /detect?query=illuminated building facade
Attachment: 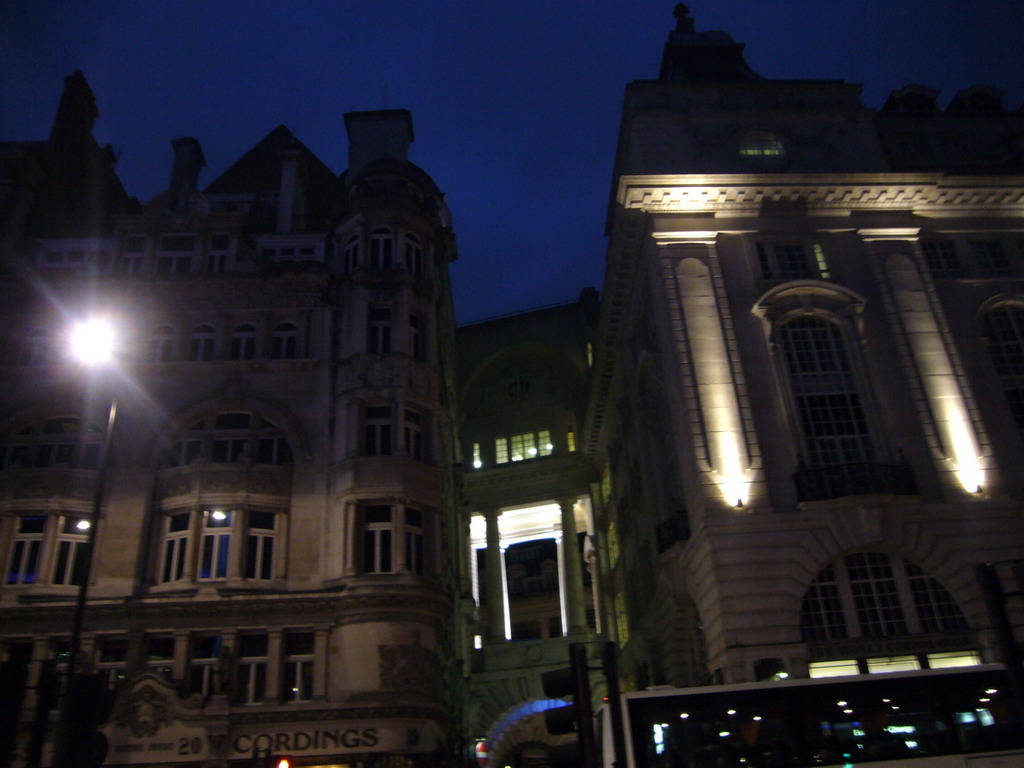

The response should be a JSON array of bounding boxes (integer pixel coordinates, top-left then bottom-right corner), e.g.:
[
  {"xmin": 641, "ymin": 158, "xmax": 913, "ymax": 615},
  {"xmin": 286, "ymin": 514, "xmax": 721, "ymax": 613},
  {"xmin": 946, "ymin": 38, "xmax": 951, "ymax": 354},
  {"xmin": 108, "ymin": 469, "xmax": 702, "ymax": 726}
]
[
  {"xmin": 0, "ymin": 72, "xmax": 462, "ymax": 766},
  {"xmin": 456, "ymin": 298, "xmax": 602, "ymax": 766},
  {"xmin": 589, "ymin": 6, "xmax": 1024, "ymax": 687}
]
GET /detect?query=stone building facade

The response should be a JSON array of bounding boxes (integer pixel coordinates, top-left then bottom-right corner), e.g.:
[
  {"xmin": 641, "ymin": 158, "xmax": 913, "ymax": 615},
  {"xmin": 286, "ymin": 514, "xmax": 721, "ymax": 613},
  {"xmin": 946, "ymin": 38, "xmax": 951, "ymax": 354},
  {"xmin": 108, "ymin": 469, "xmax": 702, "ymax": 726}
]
[
  {"xmin": 0, "ymin": 72, "xmax": 462, "ymax": 767},
  {"xmin": 589, "ymin": 5, "xmax": 1024, "ymax": 689}
]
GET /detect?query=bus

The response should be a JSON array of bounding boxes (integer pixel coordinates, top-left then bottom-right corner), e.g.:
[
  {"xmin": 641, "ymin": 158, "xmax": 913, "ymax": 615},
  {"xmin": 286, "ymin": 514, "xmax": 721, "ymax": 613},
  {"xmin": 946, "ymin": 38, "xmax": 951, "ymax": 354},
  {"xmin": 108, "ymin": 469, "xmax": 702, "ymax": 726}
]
[{"xmin": 602, "ymin": 664, "xmax": 1024, "ymax": 767}]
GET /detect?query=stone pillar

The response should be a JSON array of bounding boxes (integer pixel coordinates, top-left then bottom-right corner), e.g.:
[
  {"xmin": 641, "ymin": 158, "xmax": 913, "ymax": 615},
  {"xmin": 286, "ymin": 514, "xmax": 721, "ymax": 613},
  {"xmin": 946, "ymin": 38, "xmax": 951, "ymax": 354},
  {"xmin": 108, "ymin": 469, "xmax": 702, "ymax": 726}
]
[
  {"xmin": 483, "ymin": 509, "xmax": 508, "ymax": 641},
  {"xmin": 559, "ymin": 498, "xmax": 587, "ymax": 636}
]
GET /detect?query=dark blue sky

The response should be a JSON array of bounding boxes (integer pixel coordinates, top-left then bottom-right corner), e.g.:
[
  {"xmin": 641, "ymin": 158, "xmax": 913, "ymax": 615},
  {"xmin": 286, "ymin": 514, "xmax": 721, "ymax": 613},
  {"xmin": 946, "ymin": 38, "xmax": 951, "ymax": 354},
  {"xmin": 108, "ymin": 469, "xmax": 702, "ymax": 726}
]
[{"xmin": 3, "ymin": 1, "xmax": 1022, "ymax": 323}]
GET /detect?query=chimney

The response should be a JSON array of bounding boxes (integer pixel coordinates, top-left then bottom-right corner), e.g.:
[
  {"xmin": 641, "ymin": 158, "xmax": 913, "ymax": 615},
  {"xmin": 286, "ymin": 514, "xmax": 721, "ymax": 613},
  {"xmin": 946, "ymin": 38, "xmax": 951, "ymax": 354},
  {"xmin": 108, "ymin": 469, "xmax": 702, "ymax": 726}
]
[
  {"xmin": 167, "ymin": 137, "xmax": 206, "ymax": 212},
  {"xmin": 276, "ymin": 143, "xmax": 301, "ymax": 234},
  {"xmin": 343, "ymin": 110, "xmax": 414, "ymax": 181},
  {"xmin": 49, "ymin": 70, "xmax": 99, "ymax": 147}
]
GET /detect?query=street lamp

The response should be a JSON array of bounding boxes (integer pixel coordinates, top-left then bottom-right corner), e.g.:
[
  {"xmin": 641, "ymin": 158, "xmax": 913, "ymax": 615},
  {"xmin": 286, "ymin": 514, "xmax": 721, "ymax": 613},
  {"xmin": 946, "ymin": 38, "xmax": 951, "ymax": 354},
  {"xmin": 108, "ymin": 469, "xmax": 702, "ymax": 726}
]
[
  {"xmin": 51, "ymin": 318, "xmax": 120, "ymax": 768},
  {"xmin": 64, "ymin": 317, "xmax": 119, "ymax": 672}
]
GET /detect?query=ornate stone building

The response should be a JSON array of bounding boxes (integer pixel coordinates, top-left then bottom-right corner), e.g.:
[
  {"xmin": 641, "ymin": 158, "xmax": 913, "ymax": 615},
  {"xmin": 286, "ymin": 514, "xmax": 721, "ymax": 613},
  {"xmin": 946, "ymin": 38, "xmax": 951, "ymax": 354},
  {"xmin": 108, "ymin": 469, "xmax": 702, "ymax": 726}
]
[
  {"xmin": 0, "ymin": 72, "xmax": 462, "ymax": 767},
  {"xmin": 589, "ymin": 5, "xmax": 1024, "ymax": 689}
]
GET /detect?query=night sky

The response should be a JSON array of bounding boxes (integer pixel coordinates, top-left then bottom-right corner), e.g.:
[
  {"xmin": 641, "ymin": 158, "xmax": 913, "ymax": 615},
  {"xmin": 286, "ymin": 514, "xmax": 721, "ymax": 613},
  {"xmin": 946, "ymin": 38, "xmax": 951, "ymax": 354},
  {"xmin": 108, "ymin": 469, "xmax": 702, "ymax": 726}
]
[{"xmin": 2, "ymin": 1, "xmax": 1022, "ymax": 324}]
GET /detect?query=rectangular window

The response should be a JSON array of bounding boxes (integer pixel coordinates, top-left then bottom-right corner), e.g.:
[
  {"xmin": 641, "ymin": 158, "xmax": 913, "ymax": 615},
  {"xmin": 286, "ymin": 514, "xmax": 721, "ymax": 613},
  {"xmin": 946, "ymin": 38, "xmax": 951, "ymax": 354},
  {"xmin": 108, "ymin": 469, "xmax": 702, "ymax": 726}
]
[
  {"xmin": 7, "ymin": 516, "xmax": 46, "ymax": 584},
  {"xmin": 757, "ymin": 241, "xmax": 819, "ymax": 280},
  {"xmin": 96, "ymin": 636, "xmax": 129, "ymax": 688},
  {"xmin": 52, "ymin": 515, "xmax": 91, "ymax": 586},
  {"xmin": 921, "ymin": 240, "xmax": 962, "ymax": 277},
  {"xmin": 283, "ymin": 632, "xmax": 314, "ymax": 703},
  {"xmin": 846, "ymin": 552, "xmax": 907, "ymax": 637},
  {"xmin": 257, "ymin": 436, "xmax": 292, "ymax": 465},
  {"xmin": 170, "ymin": 439, "xmax": 202, "ymax": 467},
  {"xmin": 365, "ymin": 406, "xmax": 393, "ymax": 456},
  {"xmin": 368, "ymin": 307, "xmax": 392, "ymax": 353},
  {"xmin": 972, "ymin": 239, "xmax": 1012, "ymax": 276},
  {"xmin": 236, "ymin": 634, "xmax": 268, "ymax": 704},
  {"xmin": 405, "ymin": 507, "xmax": 424, "ymax": 576},
  {"xmin": 161, "ymin": 235, "xmax": 196, "ymax": 251},
  {"xmin": 567, "ymin": 428, "xmax": 576, "ymax": 452},
  {"xmin": 409, "ymin": 314, "xmax": 423, "ymax": 360},
  {"xmin": 403, "ymin": 409, "xmax": 424, "ymax": 460},
  {"xmin": 144, "ymin": 636, "xmax": 175, "ymax": 677},
  {"xmin": 161, "ymin": 512, "xmax": 190, "ymax": 583},
  {"xmin": 245, "ymin": 511, "xmax": 276, "ymax": 580},
  {"xmin": 495, "ymin": 437, "xmax": 509, "ymax": 464},
  {"xmin": 199, "ymin": 510, "xmax": 232, "ymax": 580},
  {"xmin": 211, "ymin": 438, "xmax": 247, "ymax": 462},
  {"xmin": 472, "ymin": 442, "xmax": 482, "ymax": 469},
  {"xmin": 361, "ymin": 505, "xmax": 393, "ymax": 573},
  {"xmin": 189, "ymin": 635, "xmax": 222, "ymax": 697}
]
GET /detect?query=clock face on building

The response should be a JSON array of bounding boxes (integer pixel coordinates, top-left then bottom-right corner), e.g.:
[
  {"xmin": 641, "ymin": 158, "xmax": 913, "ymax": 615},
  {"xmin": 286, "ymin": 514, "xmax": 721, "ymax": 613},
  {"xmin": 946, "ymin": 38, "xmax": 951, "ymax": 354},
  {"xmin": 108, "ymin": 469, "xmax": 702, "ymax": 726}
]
[{"xmin": 738, "ymin": 129, "xmax": 786, "ymax": 168}]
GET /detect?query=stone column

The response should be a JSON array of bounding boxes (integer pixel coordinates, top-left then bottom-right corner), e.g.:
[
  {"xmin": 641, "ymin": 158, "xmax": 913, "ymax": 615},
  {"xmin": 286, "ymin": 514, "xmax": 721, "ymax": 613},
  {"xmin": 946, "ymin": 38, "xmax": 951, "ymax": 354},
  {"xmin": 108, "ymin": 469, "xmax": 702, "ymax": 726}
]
[
  {"xmin": 559, "ymin": 497, "xmax": 587, "ymax": 636},
  {"xmin": 483, "ymin": 508, "xmax": 509, "ymax": 641}
]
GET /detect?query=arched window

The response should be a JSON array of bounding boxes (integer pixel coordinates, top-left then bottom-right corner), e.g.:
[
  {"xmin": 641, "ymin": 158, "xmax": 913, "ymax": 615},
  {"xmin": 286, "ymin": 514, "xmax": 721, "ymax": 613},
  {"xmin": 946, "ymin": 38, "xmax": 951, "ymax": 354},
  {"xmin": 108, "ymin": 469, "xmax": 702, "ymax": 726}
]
[
  {"xmin": 148, "ymin": 325, "xmax": 176, "ymax": 363},
  {"xmin": 165, "ymin": 410, "xmax": 293, "ymax": 467},
  {"xmin": 230, "ymin": 324, "xmax": 258, "ymax": 361},
  {"xmin": 800, "ymin": 552, "xmax": 968, "ymax": 642},
  {"xmin": 983, "ymin": 304, "xmax": 1024, "ymax": 436},
  {"xmin": 779, "ymin": 316, "xmax": 874, "ymax": 467},
  {"xmin": 270, "ymin": 322, "xmax": 298, "ymax": 359},
  {"xmin": 369, "ymin": 228, "xmax": 394, "ymax": 270},
  {"xmin": 0, "ymin": 416, "xmax": 104, "ymax": 471},
  {"xmin": 189, "ymin": 324, "xmax": 217, "ymax": 361},
  {"xmin": 404, "ymin": 233, "xmax": 423, "ymax": 276}
]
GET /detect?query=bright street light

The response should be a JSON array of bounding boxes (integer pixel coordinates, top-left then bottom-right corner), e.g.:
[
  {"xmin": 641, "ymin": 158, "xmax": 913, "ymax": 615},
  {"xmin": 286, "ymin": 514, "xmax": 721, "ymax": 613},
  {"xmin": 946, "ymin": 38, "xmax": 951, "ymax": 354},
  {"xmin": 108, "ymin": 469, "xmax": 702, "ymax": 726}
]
[{"xmin": 69, "ymin": 318, "xmax": 116, "ymax": 365}]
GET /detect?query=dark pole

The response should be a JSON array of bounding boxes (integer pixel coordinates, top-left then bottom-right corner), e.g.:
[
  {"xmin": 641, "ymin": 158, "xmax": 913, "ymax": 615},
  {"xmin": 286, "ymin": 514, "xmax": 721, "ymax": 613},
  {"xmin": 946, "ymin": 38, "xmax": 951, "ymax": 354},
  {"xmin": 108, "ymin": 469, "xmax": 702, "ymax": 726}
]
[
  {"xmin": 603, "ymin": 641, "xmax": 626, "ymax": 768},
  {"xmin": 53, "ymin": 396, "xmax": 116, "ymax": 768},
  {"xmin": 66, "ymin": 397, "xmax": 117, "ymax": 673}
]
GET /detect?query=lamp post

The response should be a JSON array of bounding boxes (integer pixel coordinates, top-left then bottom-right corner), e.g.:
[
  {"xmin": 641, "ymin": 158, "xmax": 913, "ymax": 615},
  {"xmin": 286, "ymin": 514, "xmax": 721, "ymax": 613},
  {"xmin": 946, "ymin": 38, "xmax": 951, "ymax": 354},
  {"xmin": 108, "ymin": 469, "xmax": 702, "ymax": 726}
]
[{"xmin": 51, "ymin": 318, "xmax": 119, "ymax": 768}]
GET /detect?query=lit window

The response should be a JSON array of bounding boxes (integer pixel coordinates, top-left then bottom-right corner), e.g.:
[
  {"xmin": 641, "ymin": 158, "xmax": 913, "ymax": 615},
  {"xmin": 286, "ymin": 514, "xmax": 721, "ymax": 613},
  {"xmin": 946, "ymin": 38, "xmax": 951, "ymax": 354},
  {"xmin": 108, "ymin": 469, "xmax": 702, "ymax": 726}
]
[
  {"xmin": 567, "ymin": 429, "xmax": 576, "ymax": 452},
  {"xmin": 6, "ymin": 516, "xmax": 46, "ymax": 584},
  {"xmin": 52, "ymin": 515, "xmax": 91, "ymax": 586},
  {"xmin": 199, "ymin": 509, "xmax": 232, "ymax": 580},
  {"xmin": 495, "ymin": 430, "xmax": 554, "ymax": 463},
  {"xmin": 472, "ymin": 442, "xmax": 482, "ymax": 469},
  {"xmin": 495, "ymin": 437, "xmax": 509, "ymax": 464},
  {"xmin": 738, "ymin": 130, "xmax": 786, "ymax": 166},
  {"xmin": 808, "ymin": 659, "xmax": 860, "ymax": 678}
]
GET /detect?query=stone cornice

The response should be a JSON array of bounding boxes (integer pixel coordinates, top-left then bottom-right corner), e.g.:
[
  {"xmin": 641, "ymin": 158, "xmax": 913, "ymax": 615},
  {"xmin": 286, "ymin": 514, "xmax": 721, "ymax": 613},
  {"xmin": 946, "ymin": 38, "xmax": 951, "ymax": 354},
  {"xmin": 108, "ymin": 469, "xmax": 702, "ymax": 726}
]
[{"xmin": 617, "ymin": 174, "xmax": 1024, "ymax": 215}]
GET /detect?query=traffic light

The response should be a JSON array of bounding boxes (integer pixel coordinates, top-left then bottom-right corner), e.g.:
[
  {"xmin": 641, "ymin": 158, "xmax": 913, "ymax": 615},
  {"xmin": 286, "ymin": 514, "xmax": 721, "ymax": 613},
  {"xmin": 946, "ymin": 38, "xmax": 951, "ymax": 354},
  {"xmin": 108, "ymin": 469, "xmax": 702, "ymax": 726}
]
[
  {"xmin": 541, "ymin": 642, "xmax": 596, "ymax": 768},
  {"xmin": 52, "ymin": 673, "xmax": 115, "ymax": 768}
]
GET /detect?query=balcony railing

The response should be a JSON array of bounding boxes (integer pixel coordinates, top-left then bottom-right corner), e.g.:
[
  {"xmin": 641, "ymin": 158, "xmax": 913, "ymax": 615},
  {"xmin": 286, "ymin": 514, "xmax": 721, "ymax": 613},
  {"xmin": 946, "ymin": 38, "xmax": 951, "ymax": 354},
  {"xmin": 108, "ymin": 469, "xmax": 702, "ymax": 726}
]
[{"xmin": 794, "ymin": 461, "xmax": 918, "ymax": 502}]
